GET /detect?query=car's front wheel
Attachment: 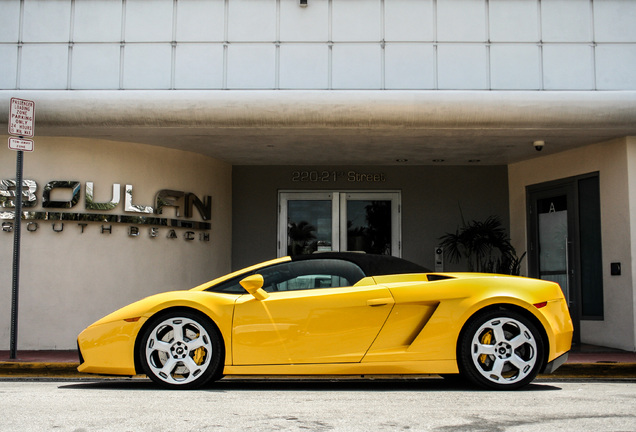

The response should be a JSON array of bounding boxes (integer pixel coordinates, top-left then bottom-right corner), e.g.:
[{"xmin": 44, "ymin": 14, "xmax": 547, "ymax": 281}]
[
  {"xmin": 458, "ymin": 309, "xmax": 544, "ymax": 390},
  {"xmin": 139, "ymin": 310, "xmax": 223, "ymax": 389}
]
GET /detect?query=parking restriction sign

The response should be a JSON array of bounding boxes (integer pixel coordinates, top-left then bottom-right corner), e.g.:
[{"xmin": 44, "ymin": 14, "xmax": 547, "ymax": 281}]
[
  {"xmin": 8, "ymin": 137, "xmax": 34, "ymax": 152},
  {"xmin": 9, "ymin": 97, "xmax": 35, "ymax": 137}
]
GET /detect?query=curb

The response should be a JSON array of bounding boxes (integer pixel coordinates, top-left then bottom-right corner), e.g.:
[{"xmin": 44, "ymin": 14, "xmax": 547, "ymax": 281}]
[
  {"xmin": 1, "ymin": 362, "xmax": 635, "ymax": 379},
  {"xmin": 539, "ymin": 362, "xmax": 636, "ymax": 379},
  {"xmin": 0, "ymin": 362, "xmax": 84, "ymax": 377}
]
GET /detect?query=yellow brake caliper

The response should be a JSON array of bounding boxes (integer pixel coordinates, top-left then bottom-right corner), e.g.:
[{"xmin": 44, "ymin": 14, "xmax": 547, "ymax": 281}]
[
  {"xmin": 192, "ymin": 347, "xmax": 206, "ymax": 365},
  {"xmin": 479, "ymin": 330, "xmax": 493, "ymax": 364}
]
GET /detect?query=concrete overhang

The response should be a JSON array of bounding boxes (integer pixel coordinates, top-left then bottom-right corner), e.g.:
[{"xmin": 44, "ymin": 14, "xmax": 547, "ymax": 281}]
[{"xmin": 2, "ymin": 90, "xmax": 636, "ymax": 165}]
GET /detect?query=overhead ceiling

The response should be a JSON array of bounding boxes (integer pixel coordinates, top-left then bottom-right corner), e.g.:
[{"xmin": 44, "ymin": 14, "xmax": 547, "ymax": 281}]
[{"xmin": 2, "ymin": 90, "xmax": 636, "ymax": 166}]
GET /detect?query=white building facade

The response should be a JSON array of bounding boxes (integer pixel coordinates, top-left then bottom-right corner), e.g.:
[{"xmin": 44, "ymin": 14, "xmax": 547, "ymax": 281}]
[{"xmin": 1, "ymin": 0, "xmax": 635, "ymax": 352}]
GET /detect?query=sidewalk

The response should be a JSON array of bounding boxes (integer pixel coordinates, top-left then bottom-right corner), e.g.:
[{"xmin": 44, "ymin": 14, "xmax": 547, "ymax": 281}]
[{"xmin": 1, "ymin": 344, "xmax": 635, "ymax": 379}]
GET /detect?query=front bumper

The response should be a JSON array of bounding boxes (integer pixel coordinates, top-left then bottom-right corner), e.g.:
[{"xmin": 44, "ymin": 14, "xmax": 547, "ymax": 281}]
[{"xmin": 76, "ymin": 318, "xmax": 146, "ymax": 376}]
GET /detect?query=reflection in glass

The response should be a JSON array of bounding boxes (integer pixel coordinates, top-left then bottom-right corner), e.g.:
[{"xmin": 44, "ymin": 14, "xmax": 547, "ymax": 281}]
[
  {"xmin": 537, "ymin": 195, "xmax": 569, "ymax": 303},
  {"xmin": 287, "ymin": 200, "xmax": 332, "ymax": 256},
  {"xmin": 347, "ymin": 200, "xmax": 391, "ymax": 255}
]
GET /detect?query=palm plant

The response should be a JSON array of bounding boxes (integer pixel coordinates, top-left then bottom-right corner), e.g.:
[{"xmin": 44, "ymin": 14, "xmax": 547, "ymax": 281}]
[
  {"xmin": 288, "ymin": 220, "xmax": 317, "ymax": 255},
  {"xmin": 439, "ymin": 215, "xmax": 525, "ymax": 275}
]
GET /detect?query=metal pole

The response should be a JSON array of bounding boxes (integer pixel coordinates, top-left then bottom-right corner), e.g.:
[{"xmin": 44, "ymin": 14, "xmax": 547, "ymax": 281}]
[{"xmin": 10, "ymin": 150, "xmax": 23, "ymax": 359}]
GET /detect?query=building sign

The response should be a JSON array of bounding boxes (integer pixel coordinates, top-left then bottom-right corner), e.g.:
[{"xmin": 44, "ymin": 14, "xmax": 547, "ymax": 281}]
[
  {"xmin": 0, "ymin": 180, "xmax": 211, "ymax": 241},
  {"xmin": 291, "ymin": 170, "xmax": 386, "ymax": 183}
]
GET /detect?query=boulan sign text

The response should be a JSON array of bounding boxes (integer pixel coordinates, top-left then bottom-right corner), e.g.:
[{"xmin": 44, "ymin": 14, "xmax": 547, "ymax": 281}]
[{"xmin": 0, "ymin": 180, "xmax": 212, "ymax": 240}]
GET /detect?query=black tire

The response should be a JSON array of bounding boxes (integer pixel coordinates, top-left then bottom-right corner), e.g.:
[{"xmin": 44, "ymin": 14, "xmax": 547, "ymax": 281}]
[
  {"xmin": 139, "ymin": 310, "xmax": 223, "ymax": 390},
  {"xmin": 458, "ymin": 309, "xmax": 544, "ymax": 390}
]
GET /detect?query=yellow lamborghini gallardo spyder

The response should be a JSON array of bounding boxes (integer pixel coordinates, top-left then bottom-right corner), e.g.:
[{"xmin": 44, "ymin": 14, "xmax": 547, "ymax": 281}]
[{"xmin": 77, "ymin": 253, "xmax": 573, "ymax": 390}]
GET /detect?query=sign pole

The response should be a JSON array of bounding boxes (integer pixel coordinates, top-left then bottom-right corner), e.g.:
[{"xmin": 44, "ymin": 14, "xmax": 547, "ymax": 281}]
[
  {"xmin": 8, "ymin": 97, "xmax": 35, "ymax": 359},
  {"xmin": 10, "ymin": 150, "xmax": 23, "ymax": 359}
]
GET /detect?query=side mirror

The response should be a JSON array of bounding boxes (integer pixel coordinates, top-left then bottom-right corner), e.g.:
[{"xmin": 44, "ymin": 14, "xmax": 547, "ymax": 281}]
[{"xmin": 239, "ymin": 274, "xmax": 269, "ymax": 301}]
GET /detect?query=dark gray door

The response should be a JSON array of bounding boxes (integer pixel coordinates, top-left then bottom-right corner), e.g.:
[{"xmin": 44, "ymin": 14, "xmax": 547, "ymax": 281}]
[{"xmin": 527, "ymin": 174, "xmax": 604, "ymax": 345}]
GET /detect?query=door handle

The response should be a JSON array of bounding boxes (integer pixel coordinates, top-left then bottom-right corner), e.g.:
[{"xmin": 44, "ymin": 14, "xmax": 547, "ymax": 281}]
[{"xmin": 367, "ymin": 298, "xmax": 393, "ymax": 307}]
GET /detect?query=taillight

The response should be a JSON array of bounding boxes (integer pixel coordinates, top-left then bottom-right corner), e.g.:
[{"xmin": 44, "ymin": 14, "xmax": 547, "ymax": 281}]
[{"xmin": 533, "ymin": 302, "xmax": 548, "ymax": 309}]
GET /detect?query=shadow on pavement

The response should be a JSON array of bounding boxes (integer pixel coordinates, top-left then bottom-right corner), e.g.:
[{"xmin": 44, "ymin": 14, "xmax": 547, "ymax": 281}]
[{"xmin": 58, "ymin": 378, "xmax": 562, "ymax": 392}]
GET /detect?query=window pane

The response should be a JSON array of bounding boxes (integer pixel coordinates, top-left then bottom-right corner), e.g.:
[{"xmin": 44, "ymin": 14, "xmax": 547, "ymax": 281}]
[
  {"xmin": 347, "ymin": 200, "xmax": 391, "ymax": 255},
  {"xmin": 287, "ymin": 200, "xmax": 332, "ymax": 256},
  {"xmin": 260, "ymin": 259, "xmax": 365, "ymax": 292},
  {"xmin": 579, "ymin": 176, "xmax": 603, "ymax": 319}
]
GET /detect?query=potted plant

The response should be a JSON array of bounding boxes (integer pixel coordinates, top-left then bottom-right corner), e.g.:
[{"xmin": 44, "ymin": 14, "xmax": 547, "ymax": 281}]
[{"xmin": 439, "ymin": 215, "xmax": 525, "ymax": 275}]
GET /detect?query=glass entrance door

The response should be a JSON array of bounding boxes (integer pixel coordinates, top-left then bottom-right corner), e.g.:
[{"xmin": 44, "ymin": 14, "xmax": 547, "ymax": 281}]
[
  {"xmin": 342, "ymin": 193, "xmax": 399, "ymax": 256},
  {"xmin": 279, "ymin": 191, "xmax": 401, "ymax": 257},
  {"xmin": 529, "ymin": 185, "xmax": 579, "ymax": 343},
  {"xmin": 527, "ymin": 174, "xmax": 604, "ymax": 345},
  {"xmin": 536, "ymin": 194, "xmax": 571, "ymax": 305}
]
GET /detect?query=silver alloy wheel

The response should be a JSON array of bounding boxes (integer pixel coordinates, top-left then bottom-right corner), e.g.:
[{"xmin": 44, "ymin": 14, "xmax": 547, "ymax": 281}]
[
  {"xmin": 469, "ymin": 316, "xmax": 538, "ymax": 385},
  {"xmin": 144, "ymin": 316, "xmax": 214, "ymax": 386}
]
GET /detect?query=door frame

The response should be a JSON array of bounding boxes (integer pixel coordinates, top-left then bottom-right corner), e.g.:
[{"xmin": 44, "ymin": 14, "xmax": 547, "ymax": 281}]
[
  {"xmin": 278, "ymin": 190, "xmax": 401, "ymax": 258},
  {"xmin": 527, "ymin": 173, "xmax": 603, "ymax": 345}
]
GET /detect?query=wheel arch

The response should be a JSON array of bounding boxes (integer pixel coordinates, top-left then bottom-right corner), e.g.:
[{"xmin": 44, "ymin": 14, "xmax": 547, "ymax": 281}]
[
  {"xmin": 133, "ymin": 306, "xmax": 226, "ymax": 375},
  {"xmin": 455, "ymin": 303, "xmax": 550, "ymax": 374}
]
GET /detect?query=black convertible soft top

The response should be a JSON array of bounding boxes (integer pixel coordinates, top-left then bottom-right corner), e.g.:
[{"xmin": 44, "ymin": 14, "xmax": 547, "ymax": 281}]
[{"xmin": 291, "ymin": 252, "xmax": 430, "ymax": 277}]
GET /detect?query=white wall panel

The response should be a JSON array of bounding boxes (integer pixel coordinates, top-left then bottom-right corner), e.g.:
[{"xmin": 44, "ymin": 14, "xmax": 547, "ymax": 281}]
[
  {"xmin": 226, "ymin": 44, "xmax": 276, "ymax": 88},
  {"xmin": 0, "ymin": 0, "xmax": 20, "ymax": 42},
  {"xmin": 596, "ymin": 45, "xmax": 636, "ymax": 90},
  {"xmin": 20, "ymin": 44, "xmax": 68, "ymax": 89},
  {"xmin": 332, "ymin": 44, "xmax": 382, "ymax": 89},
  {"xmin": 176, "ymin": 0, "xmax": 225, "ymax": 42},
  {"xmin": 0, "ymin": 46, "xmax": 18, "ymax": 88},
  {"xmin": 123, "ymin": 44, "xmax": 172, "ymax": 89},
  {"xmin": 175, "ymin": 43, "xmax": 224, "ymax": 89},
  {"xmin": 22, "ymin": 0, "xmax": 71, "ymax": 42},
  {"xmin": 280, "ymin": 0, "xmax": 329, "ymax": 42},
  {"xmin": 72, "ymin": 44, "xmax": 120, "ymax": 89},
  {"xmin": 490, "ymin": 44, "xmax": 540, "ymax": 90},
  {"xmin": 125, "ymin": 0, "xmax": 174, "ymax": 42},
  {"xmin": 279, "ymin": 44, "xmax": 329, "ymax": 89},
  {"xmin": 594, "ymin": 0, "xmax": 636, "ymax": 42},
  {"xmin": 332, "ymin": 0, "xmax": 381, "ymax": 42},
  {"xmin": 541, "ymin": 0, "xmax": 592, "ymax": 42},
  {"xmin": 437, "ymin": 0, "xmax": 487, "ymax": 42},
  {"xmin": 384, "ymin": 43, "xmax": 435, "ymax": 89},
  {"xmin": 2, "ymin": 0, "xmax": 636, "ymax": 91},
  {"xmin": 543, "ymin": 45, "xmax": 595, "ymax": 90},
  {"xmin": 437, "ymin": 44, "xmax": 488, "ymax": 89},
  {"xmin": 228, "ymin": 0, "xmax": 277, "ymax": 42},
  {"xmin": 489, "ymin": 0, "xmax": 539, "ymax": 42},
  {"xmin": 384, "ymin": 0, "xmax": 434, "ymax": 42},
  {"xmin": 74, "ymin": 0, "xmax": 122, "ymax": 42}
]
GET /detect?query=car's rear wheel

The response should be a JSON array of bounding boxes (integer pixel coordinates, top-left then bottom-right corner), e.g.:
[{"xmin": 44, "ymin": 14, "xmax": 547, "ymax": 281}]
[
  {"xmin": 139, "ymin": 310, "xmax": 223, "ymax": 389},
  {"xmin": 459, "ymin": 309, "xmax": 544, "ymax": 390}
]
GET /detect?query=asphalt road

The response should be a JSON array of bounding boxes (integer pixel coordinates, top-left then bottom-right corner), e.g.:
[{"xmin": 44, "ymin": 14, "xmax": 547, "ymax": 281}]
[{"xmin": 0, "ymin": 378, "xmax": 634, "ymax": 431}]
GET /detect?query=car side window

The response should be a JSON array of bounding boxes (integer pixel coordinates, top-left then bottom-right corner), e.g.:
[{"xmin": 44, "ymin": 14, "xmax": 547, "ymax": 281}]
[
  {"xmin": 207, "ymin": 274, "xmax": 251, "ymax": 294},
  {"xmin": 207, "ymin": 259, "xmax": 365, "ymax": 294},
  {"xmin": 259, "ymin": 259, "xmax": 365, "ymax": 292}
]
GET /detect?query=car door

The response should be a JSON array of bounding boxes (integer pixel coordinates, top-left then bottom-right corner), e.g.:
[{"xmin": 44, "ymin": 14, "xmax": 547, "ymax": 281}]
[{"xmin": 231, "ymin": 259, "xmax": 395, "ymax": 365}]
